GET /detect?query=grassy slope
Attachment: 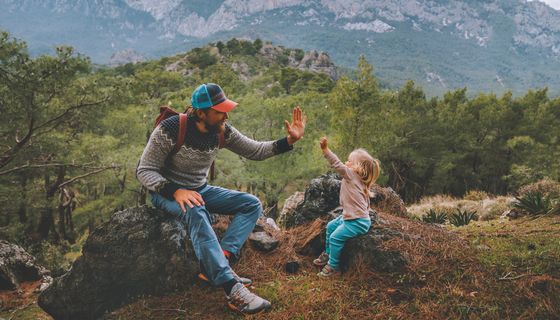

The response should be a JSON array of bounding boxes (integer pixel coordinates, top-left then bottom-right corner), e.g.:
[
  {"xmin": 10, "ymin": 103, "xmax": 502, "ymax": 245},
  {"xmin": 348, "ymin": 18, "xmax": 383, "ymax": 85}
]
[{"xmin": 1, "ymin": 210, "xmax": 559, "ymax": 319}]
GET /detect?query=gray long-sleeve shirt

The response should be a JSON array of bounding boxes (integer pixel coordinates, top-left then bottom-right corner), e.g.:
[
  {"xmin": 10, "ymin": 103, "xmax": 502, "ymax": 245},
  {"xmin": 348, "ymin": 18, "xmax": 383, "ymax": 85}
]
[
  {"xmin": 137, "ymin": 114, "xmax": 292, "ymax": 198},
  {"xmin": 324, "ymin": 149, "xmax": 370, "ymax": 220}
]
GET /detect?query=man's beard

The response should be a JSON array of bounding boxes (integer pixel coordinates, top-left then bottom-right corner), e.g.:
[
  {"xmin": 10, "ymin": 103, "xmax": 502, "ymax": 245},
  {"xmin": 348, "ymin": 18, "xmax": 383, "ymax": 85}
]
[{"xmin": 205, "ymin": 122, "xmax": 225, "ymax": 134}]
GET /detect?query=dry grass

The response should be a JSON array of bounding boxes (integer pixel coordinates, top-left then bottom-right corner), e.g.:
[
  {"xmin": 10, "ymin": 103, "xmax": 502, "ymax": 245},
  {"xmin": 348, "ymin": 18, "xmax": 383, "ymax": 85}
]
[
  {"xmin": 408, "ymin": 195, "xmax": 515, "ymax": 222},
  {"xmin": 107, "ymin": 213, "xmax": 559, "ymax": 320},
  {"xmin": 4, "ymin": 213, "xmax": 559, "ymax": 320}
]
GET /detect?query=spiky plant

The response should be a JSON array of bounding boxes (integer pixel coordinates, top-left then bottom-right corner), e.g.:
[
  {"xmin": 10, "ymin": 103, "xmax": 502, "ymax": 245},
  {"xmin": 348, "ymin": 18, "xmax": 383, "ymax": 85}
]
[
  {"xmin": 422, "ymin": 209, "xmax": 448, "ymax": 224},
  {"xmin": 513, "ymin": 192, "xmax": 553, "ymax": 215},
  {"xmin": 449, "ymin": 209, "xmax": 478, "ymax": 227}
]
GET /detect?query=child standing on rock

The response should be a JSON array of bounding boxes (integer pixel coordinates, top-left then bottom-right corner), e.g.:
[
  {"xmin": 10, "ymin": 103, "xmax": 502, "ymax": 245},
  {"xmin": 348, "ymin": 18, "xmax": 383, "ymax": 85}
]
[{"xmin": 314, "ymin": 137, "xmax": 381, "ymax": 277}]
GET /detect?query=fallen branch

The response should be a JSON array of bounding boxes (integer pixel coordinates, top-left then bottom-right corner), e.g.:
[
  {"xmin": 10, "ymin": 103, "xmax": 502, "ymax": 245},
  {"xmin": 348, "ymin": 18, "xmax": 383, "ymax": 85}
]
[
  {"xmin": 142, "ymin": 300, "xmax": 186, "ymax": 314},
  {"xmin": 498, "ymin": 271, "xmax": 533, "ymax": 281}
]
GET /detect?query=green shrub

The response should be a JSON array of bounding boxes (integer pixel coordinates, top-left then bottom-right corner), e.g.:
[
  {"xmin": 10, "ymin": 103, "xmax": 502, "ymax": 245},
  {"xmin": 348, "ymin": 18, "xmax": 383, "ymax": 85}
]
[
  {"xmin": 422, "ymin": 209, "xmax": 448, "ymax": 224},
  {"xmin": 449, "ymin": 209, "xmax": 478, "ymax": 227},
  {"xmin": 514, "ymin": 192, "xmax": 559, "ymax": 215}
]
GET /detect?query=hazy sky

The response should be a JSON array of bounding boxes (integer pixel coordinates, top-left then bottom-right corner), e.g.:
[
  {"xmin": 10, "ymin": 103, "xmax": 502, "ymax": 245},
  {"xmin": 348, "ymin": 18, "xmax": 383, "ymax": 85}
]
[{"xmin": 539, "ymin": 0, "xmax": 560, "ymax": 9}]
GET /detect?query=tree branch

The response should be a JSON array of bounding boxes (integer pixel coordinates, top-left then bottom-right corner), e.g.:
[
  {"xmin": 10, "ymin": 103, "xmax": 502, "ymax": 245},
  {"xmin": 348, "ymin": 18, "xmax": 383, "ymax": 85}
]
[
  {"xmin": 0, "ymin": 162, "xmax": 102, "ymax": 176},
  {"xmin": 58, "ymin": 165, "xmax": 118, "ymax": 189}
]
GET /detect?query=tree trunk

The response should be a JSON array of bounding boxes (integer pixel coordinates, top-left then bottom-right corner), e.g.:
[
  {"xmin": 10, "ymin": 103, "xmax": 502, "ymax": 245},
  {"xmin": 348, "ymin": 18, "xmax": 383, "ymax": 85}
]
[
  {"xmin": 138, "ymin": 186, "xmax": 147, "ymax": 206},
  {"xmin": 57, "ymin": 202, "xmax": 66, "ymax": 240},
  {"xmin": 19, "ymin": 176, "xmax": 28, "ymax": 223}
]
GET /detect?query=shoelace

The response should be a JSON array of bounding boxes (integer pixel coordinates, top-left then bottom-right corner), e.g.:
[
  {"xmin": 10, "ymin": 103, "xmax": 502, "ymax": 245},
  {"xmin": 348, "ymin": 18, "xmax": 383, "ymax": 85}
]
[{"xmin": 232, "ymin": 285, "xmax": 257, "ymax": 307}]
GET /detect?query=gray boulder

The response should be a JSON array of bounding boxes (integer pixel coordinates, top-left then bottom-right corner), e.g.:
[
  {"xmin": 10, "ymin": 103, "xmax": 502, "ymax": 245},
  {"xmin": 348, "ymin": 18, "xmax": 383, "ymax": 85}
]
[
  {"xmin": 294, "ymin": 211, "xmax": 408, "ymax": 273},
  {"xmin": 279, "ymin": 173, "xmax": 407, "ymax": 228},
  {"xmin": 0, "ymin": 240, "xmax": 52, "ymax": 291},
  {"xmin": 38, "ymin": 206, "xmax": 198, "ymax": 320},
  {"xmin": 281, "ymin": 172, "xmax": 341, "ymax": 228},
  {"xmin": 341, "ymin": 228, "xmax": 408, "ymax": 272},
  {"xmin": 249, "ymin": 232, "xmax": 279, "ymax": 252}
]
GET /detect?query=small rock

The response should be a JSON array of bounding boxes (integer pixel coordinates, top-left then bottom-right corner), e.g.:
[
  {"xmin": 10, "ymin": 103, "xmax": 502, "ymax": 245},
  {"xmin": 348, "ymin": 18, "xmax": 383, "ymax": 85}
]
[
  {"xmin": 265, "ymin": 218, "xmax": 280, "ymax": 231},
  {"xmin": 476, "ymin": 244, "xmax": 491, "ymax": 251},
  {"xmin": 285, "ymin": 261, "xmax": 300, "ymax": 274},
  {"xmin": 248, "ymin": 232, "xmax": 279, "ymax": 252}
]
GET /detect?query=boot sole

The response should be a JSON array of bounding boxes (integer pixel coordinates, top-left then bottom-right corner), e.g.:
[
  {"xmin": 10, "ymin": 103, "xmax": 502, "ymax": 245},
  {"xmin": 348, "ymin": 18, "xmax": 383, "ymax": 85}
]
[
  {"xmin": 227, "ymin": 302, "xmax": 272, "ymax": 314},
  {"xmin": 198, "ymin": 273, "xmax": 251, "ymax": 287}
]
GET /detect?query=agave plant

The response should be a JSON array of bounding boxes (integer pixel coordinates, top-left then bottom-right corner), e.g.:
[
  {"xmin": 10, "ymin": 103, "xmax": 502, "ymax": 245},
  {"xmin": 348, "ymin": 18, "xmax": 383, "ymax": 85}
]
[
  {"xmin": 449, "ymin": 209, "xmax": 478, "ymax": 227},
  {"xmin": 422, "ymin": 209, "xmax": 448, "ymax": 224},
  {"xmin": 514, "ymin": 192, "xmax": 555, "ymax": 215}
]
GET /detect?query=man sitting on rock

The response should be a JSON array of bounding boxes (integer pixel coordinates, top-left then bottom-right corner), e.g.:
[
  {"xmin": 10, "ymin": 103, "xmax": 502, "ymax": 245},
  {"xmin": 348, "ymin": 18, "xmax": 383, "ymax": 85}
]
[{"xmin": 136, "ymin": 83, "xmax": 306, "ymax": 314}]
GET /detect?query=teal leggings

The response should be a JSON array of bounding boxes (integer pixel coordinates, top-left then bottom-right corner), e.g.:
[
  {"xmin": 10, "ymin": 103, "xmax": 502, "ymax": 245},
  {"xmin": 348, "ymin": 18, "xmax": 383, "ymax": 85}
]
[{"xmin": 325, "ymin": 215, "xmax": 371, "ymax": 270}]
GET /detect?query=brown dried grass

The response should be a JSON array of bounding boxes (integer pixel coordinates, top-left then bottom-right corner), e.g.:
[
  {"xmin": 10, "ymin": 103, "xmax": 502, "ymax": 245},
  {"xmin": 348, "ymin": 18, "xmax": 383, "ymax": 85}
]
[{"xmin": 108, "ymin": 212, "xmax": 560, "ymax": 319}]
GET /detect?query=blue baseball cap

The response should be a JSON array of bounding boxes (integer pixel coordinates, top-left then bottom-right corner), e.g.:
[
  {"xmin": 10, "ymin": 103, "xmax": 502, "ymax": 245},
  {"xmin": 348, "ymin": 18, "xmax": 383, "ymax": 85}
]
[{"xmin": 191, "ymin": 83, "xmax": 238, "ymax": 112}]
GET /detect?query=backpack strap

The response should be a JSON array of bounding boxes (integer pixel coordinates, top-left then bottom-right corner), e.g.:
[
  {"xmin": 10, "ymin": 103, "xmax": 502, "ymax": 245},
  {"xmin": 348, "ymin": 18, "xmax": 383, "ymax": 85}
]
[
  {"xmin": 171, "ymin": 113, "xmax": 188, "ymax": 155},
  {"xmin": 218, "ymin": 131, "xmax": 225, "ymax": 149}
]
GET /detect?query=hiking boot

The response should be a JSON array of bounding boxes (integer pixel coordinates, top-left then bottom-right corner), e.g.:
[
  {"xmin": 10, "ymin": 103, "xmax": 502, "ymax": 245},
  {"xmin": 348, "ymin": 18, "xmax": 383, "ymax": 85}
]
[
  {"xmin": 198, "ymin": 270, "xmax": 252, "ymax": 287},
  {"xmin": 317, "ymin": 264, "xmax": 340, "ymax": 278},
  {"xmin": 313, "ymin": 251, "xmax": 329, "ymax": 267},
  {"xmin": 227, "ymin": 282, "xmax": 272, "ymax": 314}
]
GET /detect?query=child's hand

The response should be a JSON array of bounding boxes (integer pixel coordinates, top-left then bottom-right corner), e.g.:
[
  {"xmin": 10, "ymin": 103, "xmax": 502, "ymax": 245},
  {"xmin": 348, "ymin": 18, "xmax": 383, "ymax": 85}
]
[{"xmin": 319, "ymin": 137, "xmax": 328, "ymax": 150}]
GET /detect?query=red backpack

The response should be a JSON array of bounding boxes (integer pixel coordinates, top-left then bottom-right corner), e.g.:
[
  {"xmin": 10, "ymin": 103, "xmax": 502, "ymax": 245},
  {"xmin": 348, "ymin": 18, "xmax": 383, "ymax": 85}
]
[{"xmin": 154, "ymin": 106, "xmax": 225, "ymax": 179}]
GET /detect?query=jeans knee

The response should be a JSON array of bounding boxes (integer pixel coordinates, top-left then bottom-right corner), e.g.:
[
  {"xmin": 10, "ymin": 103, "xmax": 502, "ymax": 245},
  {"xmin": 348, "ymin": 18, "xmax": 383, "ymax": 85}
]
[
  {"xmin": 241, "ymin": 193, "xmax": 262, "ymax": 214},
  {"xmin": 187, "ymin": 206, "xmax": 209, "ymax": 222}
]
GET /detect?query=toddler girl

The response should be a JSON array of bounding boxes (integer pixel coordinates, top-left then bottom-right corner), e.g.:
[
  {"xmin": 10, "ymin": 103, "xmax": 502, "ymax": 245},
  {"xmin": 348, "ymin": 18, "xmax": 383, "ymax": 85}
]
[{"xmin": 314, "ymin": 137, "xmax": 380, "ymax": 277}]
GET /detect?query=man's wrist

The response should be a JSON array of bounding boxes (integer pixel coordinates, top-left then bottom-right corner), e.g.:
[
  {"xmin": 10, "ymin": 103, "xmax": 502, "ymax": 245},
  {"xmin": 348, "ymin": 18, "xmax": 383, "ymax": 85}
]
[{"xmin": 287, "ymin": 136, "xmax": 298, "ymax": 145}]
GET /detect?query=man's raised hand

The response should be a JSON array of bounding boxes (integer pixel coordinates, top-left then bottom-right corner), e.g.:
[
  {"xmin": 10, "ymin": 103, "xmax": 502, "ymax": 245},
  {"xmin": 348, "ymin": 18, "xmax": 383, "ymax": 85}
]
[{"xmin": 285, "ymin": 106, "xmax": 307, "ymax": 145}]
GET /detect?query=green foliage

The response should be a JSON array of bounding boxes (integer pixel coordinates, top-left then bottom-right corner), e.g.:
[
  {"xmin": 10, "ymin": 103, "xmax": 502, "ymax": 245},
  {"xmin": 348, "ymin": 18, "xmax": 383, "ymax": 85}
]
[
  {"xmin": 422, "ymin": 209, "xmax": 448, "ymax": 224},
  {"xmin": 188, "ymin": 47, "xmax": 217, "ymax": 68},
  {"xmin": 449, "ymin": 209, "xmax": 478, "ymax": 227},
  {"xmin": 513, "ymin": 192, "xmax": 559, "ymax": 215}
]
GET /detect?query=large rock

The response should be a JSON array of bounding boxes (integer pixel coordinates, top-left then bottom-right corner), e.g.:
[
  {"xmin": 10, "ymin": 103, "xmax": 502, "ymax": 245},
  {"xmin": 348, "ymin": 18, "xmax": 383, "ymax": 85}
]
[
  {"xmin": 0, "ymin": 240, "xmax": 52, "ymax": 291},
  {"xmin": 370, "ymin": 185, "xmax": 408, "ymax": 217},
  {"xmin": 280, "ymin": 173, "xmax": 407, "ymax": 228},
  {"xmin": 341, "ymin": 227, "xmax": 408, "ymax": 272},
  {"xmin": 293, "ymin": 211, "xmax": 408, "ymax": 273},
  {"xmin": 38, "ymin": 206, "xmax": 198, "ymax": 320},
  {"xmin": 281, "ymin": 172, "xmax": 341, "ymax": 228}
]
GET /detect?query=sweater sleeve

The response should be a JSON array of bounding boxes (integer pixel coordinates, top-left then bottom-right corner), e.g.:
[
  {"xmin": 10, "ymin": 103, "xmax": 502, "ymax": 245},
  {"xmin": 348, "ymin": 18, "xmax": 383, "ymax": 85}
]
[
  {"xmin": 224, "ymin": 124, "xmax": 293, "ymax": 160},
  {"xmin": 323, "ymin": 149, "xmax": 352, "ymax": 179},
  {"xmin": 136, "ymin": 125, "xmax": 180, "ymax": 198}
]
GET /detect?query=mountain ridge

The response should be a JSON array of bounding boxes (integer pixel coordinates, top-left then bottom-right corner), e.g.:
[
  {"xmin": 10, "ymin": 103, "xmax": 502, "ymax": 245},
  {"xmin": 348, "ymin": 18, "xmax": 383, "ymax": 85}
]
[{"xmin": 2, "ymin": 0, "xmax": 560, "ymax": 95}]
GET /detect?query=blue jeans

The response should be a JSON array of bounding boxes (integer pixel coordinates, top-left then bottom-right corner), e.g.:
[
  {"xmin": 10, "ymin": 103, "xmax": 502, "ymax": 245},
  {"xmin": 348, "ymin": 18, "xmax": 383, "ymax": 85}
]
[
  {"xmin": 150, "ymin": 184, "xmax": 262, "ymax": 286},
  {"xmin": 325, "ymin": 215, "xmax": 371, "ymax": 270}
]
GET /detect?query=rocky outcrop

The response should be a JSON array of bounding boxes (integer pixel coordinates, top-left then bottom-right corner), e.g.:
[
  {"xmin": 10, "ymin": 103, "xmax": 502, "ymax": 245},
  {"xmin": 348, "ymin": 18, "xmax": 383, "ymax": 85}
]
[
  {"xmin": 279, "ymin": 173, "xmax": 407, "ymax": 228},
  {"xmin": 280, "ymin": 172, "xmax": 341, "ymax": 228},
  {"xmin": 279, "ymin": 173, "xmax": 409, "ymax": 272},
  {"xmin": 295, "ymin": 50, "xmax": 337, "ymax": 79},
  {"xmin": 109, "ymin": 49, "xmax": 146, "ymax": 66},
  {"xmin": 370, "ymin": 185, "xmax": 408, "ymax": 217},
  {"xmin": 38, "ymin": 206, "xmax": 198, "ymax": 320},
  {"xmin": 0, "ymin": 240, "xmax": 52, "ymax": 291}
]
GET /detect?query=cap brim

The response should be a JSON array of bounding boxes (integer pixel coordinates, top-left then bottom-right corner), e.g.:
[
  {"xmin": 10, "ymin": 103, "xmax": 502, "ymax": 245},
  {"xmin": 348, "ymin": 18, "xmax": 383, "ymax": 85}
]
[{"xmin": 211, "ymin": 99, "xmax": 238, "ymax": 112}]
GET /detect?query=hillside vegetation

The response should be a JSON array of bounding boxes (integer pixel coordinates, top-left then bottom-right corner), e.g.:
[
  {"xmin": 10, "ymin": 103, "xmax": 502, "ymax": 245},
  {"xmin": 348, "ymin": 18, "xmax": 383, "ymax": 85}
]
[{"xmin": 0, "ymin": 31, "xmax": 559, "ymax": 319}]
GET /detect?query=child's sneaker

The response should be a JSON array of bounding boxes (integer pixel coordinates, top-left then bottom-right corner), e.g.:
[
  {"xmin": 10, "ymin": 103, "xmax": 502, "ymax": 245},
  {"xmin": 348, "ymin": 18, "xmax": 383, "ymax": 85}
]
[
  {"xmin": 313, "ymin": 251, "xmax": 329, "ymax": 267},
  {"xmin": 227, "ymin": 282, "xmax": 272, "ymax": 314},
  {"xmin": 317, "ymin": 264, "xmax": 340, "ymax": 277},
  {"xmin": 198, "ymin": 270, "xmax": 252, "ymax": 287}
]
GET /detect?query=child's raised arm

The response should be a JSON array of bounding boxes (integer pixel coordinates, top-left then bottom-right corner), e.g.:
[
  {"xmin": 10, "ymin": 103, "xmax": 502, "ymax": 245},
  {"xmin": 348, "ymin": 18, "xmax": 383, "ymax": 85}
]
[{"xmin": 319, "ymin": 137, "xmax": 352, "ymax": 179}]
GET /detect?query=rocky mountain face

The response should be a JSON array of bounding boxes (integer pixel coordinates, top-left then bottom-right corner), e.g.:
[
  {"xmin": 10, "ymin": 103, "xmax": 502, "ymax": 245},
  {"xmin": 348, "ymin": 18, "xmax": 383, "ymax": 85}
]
[{"xmin": 1, "ymin": 0, "xmax": 560, "ymax": 95}]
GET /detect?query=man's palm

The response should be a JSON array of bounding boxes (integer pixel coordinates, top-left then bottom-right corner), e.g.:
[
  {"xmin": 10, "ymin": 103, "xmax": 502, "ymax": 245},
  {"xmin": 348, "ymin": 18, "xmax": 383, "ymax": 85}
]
[{"xmin": 285, "ymin": 106, "xmax": 306, "ymax": 142}]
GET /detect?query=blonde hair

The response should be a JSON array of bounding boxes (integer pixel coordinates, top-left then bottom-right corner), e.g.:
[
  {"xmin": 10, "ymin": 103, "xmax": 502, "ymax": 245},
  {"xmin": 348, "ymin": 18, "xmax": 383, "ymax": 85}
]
[{"xmin": 348, "ymin": 149, "xmax": 381, "ymax": 199}]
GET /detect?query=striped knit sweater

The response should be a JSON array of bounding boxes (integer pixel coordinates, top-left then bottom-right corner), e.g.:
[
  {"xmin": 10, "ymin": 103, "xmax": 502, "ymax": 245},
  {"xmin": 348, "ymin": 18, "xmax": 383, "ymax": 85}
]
[{"xmin": 137, "ymin": 114, "xmax": 293, "ymax": 198}]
